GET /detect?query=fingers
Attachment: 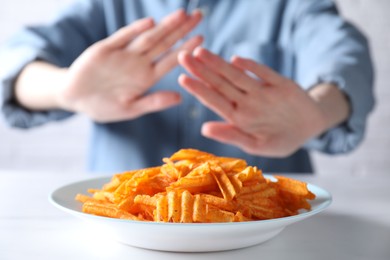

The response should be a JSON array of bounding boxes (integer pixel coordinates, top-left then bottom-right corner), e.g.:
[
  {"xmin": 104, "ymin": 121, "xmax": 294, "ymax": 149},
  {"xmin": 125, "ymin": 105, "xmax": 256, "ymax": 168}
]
[
  {"xmin": 154, "ymin": 35, "xmax": 203, "ymax": 79},
  {"xmin": 192, "ymin": 48, "xmax": 258, "ymax": 92},
  {"xmin": 178, "ymin": 51, "xmax": 244, "ymax": 104},
  {"xmin": 146, "ymin": 10, "xmax": 202, "ymax": 59},
  {"xmin": 189, "ymin": 48, "xmax": 286, "ymax": 89},
  {"xmin": 103, "ymin": 18, "xmax": 155, "ymax": 49},
  {"xmin": 125, "ymin": 91, "xmax": 182, "ymax": 119},
  {"xmin": 178, "ymin": 74, "xmax": 235, "ymax": 122},
  {"xmin": 231, "ymin": 56, "xmax": 286, "ymax": 86},
  {"xmin": 129, "ymin": 9, "xmax": 200, "ymax": 55},
  {"xmin": 201, "ymin": 122, "xmax": 259, "ymax": 154}
]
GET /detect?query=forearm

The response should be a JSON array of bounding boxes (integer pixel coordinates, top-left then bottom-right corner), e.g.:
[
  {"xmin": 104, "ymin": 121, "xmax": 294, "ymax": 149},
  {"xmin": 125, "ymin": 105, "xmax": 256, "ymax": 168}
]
[
  {"xmin": 308, "ymin": 83, "xmax": 351, "ymax": 132},
  {"xmin": 15, "ymin": 61, "xmax": 68, "ymax": 111}
]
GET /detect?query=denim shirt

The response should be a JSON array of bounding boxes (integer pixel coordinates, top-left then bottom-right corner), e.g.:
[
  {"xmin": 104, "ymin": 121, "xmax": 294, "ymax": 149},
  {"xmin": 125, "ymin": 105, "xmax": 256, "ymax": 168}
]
[{"xmin": 0, "ymin": 0, "xmax": 374, "ymax": 174}]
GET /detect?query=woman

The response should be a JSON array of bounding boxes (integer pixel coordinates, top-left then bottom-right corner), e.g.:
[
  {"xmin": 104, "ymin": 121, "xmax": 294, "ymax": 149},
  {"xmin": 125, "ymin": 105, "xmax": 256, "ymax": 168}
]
[{"xmin": 0, "ymin": 0, "xmax": 374, "ymax": 173}]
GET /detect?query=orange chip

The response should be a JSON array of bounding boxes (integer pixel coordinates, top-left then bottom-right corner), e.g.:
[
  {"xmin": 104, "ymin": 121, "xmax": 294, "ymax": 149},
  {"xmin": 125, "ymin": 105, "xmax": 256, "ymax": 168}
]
[
  {"xmin": 82, "ymin": 201, "xmax": 139, "ymax": 221},
  {"xmin": 169, "ymin": 148, "xmax": 215, "ymax": 162},
  {"xmin": 193, "ymin": 194, "xmax": 207, "ymax": 222},
  {"xmin": 168, "ymin": 162, "xmax": 217, "ymax": 193},
  {"xmin": 206, "ymin": 206, "xmax": 235, "ymax": 223},
  {"xmin": 200, "ymin": 194, "xmax": 235, "ymax": 212},
  {"xmin": 274, "ymin": 175, "xmax": 315, "ymax": 199},
  {"xmin": 155, "ymin": 196, "xmax": 168, "ymax": 222},
  {"xmin": 75, "ymin": 149, "xmax": 316, "ymax": 223},
  {"xmin": 210, "ymin": 165, "xmax": 237, "ymax": 201},
  {"xmin": 180, "ymin": 190, "xmax": 194, "ymax": 223},
  {"xmin": 75, "ymin": 193, "xmax": 93, "ymax": 203},
  {"xmin": 167, "ymin": 191, "xmax": 181, "ymax": 223}
]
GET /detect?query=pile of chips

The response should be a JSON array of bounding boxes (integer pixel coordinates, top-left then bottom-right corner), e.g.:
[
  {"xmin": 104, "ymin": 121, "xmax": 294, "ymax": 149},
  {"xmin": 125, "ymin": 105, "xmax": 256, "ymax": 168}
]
[{"xmin": 76, "ymin": 149, "xmax": 315, "ymax": 223}]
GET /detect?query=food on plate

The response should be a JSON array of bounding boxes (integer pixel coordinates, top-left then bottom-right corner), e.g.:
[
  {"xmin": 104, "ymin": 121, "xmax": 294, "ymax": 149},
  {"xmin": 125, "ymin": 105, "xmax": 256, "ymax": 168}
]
[{"xmin": 75, "ymin": 149, "xmax": 315, "ymax": 223}]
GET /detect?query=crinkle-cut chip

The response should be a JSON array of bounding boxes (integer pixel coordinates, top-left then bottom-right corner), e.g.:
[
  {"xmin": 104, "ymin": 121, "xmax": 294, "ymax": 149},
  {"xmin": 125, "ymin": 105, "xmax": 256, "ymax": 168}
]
[
  {"xmin": 238, "ymin": 196, "xmax": 281, "ymax": 209},
  {"xmin": 117, "ymin": 167, "xmax": 173, "ymax": 197},
  {"xmin": 249, "ymin": 204, "xmax": 287, "ymax": 220},
  {"xmin": 235, "ymin": 166, "xmax": 259, "ymax": 182},
  {"xmin": 112, "ymin": 178, "xmax": 138, "ymax": 204},
  {"xmin": 82, "ymin": 201, "xmax": 139, "ymax": 220},
  {"xmin": 169, "ymin": 149, "xmax": 216, "ymax": 162},
  {"xmin": 134, "ymin": 194, "xmax": 157, "ymax": 207},
  {"xmin": 277, "ymin": 189, "xmax": 312, "ymax": 212},
  {"xmin": 169, "ymin": 149, "xmax": 247, "ymax": 172},
  {"xmin": 102, "ymin": 175, "xmax": 121, "ymax": 191},
  {"xmin": 92, "ymin": 191, "xmax": 115, "ymax": 203},
  {"xmin": 200, "ymin": 194, "xmax": 235, "ymax": 212},
  {"xmin": 229, "ymin": 175, "xmax": 243, "ymax": 195},
  {"xmin": 238, "ymin": 186, "xmax": 277, "ymax": 200},
  {"xmin": 75, "ymin": 193, "xmax": 94, "ymax": 203},
  {"xmin": 161, "ymin": 158, "xmax": 180, "ymax": 180},
  {"xmin": 274, "ymin": 175, "xmax": 315, "ymax": 199},
  {"xmin": 238, "ymin": 183, "xmax": 269, "ymax": 196},
  {"xmin": 136, "ymin": 174, "xmax": 173, "ymax": 195},
  {"xmin": 139, "ymin": 191, "xmax": 195, "ymax": 223},
  {"xmin": 210, "ymin": 165, "xmax": 237, "ymax": 201},
  {"xmin": 113, "ymin": 179, "xmax": 129, "ymax": 199},
  {"xmin": 75, "ymin": 149, "xmax": 316, "ymax": 223},
  {"xmin": 230, "ymin": 166, "xmax": 265, "ymax": 192},
  {"xmin": 206, "ymin": 206, "xmax": 235, "ymax": 223},
  {"xmin": 102, "ymin": 169, "xmax": 140, "ymax": 192},
  {"xmin": 125, "ymin": 167, "xmax": 160, "ymax": 191},
  {"xmin": 234, "ymin": 211, "xmax": 253, "ymax": 222},
  {"xmin": 161, "ymin": 159, "xmax": 195, "ymax": 179},
  {"xmin": 180, "ymin": 190, "xmax": 194, "ymax": 223},
  {"xmin": 155, "ymin": 196, "xmax": 168, "ymax": 222},
  {"xmin": 117, "ymin": 194, "xmax": 136, "ymax": 211},
  {"xmin": 215, "ymin": 157, "xmax": 247, "ymax": 173},
  {"xmin": 132, "ymin": 202, "xmax": 155, "ymax": 221},
  {"xmin": 168, "ymin": 162, "xmax": 218, "ymax": 193},
  {"xmin": 167, "ymin": 191, "xmax": 181, "ymax": 223},
  {"xmin": 173, "ymin": 160, "xmax": 195, "ymax": 178},
  {"xmin": 115, "ymin": 169, "xmax": 139, "ymax": 182},
  {"xmin": 237, "ymin": 197, "xmax": 287, "ymax": 220},
  {"xmin": 168, "ymin": 175, "xmax": 216, "ymax": 194},
  {"xmin": 193, "ymin": 194, "xmax": 207, "ymax": 222}
]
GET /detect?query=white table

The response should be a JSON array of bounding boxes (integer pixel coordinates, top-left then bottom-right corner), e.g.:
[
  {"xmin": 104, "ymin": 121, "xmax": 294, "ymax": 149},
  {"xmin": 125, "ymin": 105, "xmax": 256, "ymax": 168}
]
[{"xmin": 1, "ymin": 170, "xmax": 389, "ymax": 260}]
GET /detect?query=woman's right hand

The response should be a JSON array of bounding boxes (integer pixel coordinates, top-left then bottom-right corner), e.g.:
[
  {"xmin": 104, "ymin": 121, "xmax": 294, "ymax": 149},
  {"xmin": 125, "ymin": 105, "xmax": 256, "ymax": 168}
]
[{"xmin": 58, "ymin": 9, "xmax": 202, "ymax": 122}]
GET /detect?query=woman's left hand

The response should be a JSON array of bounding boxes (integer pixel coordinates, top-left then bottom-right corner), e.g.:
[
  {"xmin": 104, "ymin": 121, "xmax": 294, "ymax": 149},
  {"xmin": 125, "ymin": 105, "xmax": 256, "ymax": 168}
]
[{"xmin": 178, "ymin": 47, "xmax": 328, "ymax": 157}]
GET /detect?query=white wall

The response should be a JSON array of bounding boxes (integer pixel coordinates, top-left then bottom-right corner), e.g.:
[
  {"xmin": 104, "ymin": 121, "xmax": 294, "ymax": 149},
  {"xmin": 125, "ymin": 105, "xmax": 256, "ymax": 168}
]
[
  {"xmin": 0, "ymin": 0, "xmax": 88, "ymax": 172},
  {"xmin": 1, "ymin": 0, "xmax": 389, "ymax": 175}
]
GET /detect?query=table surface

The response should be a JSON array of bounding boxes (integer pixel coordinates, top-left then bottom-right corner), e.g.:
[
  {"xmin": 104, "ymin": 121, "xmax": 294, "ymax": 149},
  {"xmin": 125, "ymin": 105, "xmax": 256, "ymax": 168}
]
[{"xmin": 1, "ymin": 170, "xmax": 389, "ymax": 260}]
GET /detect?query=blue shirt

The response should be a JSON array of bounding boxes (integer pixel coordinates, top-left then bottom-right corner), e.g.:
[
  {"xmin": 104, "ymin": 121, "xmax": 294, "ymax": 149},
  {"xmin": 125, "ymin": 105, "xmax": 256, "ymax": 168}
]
[{"xmin": 0, "ymin": 0, "xmax": 374, "ymax": 174}]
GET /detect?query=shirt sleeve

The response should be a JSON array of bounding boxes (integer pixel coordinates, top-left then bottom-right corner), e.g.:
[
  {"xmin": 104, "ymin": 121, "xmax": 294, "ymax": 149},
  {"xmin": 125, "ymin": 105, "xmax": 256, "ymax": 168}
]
[
  {"xmin": 0, "ymin": 0, "xmax": 106, "ymax": 128},
  {"xmin": 291, "ymin": 0, "xmax": 375, "ymax": 154}
]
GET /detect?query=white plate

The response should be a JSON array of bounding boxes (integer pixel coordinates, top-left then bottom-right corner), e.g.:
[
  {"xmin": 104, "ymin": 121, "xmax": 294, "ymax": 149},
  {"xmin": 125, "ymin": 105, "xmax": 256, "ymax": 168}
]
[{"xmin": 49, "ymin": 176, "xmax": 332, "ymax": 252}]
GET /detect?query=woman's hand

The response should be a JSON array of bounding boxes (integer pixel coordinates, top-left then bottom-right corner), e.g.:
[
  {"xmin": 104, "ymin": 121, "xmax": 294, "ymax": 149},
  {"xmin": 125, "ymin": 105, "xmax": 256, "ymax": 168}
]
[
  {"xmin": 178, "ymin": 47, "xmax": 347, "ymax": 157},
  {"xmin": 59, "ymin": 9, "xmax": 203, "ymax": 122}
]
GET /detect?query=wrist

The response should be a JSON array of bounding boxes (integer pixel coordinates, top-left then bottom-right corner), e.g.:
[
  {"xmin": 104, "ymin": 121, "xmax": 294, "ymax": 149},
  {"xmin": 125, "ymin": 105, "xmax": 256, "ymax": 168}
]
[
  {"xmin": 308, "ymin": 83, "xmax": 351, "ymax": 132},
  {"xmin": 55, "ymin": 67, "xmax": 80, "ymax": 113},
  {"xmin": 15, "ymin": 62, "xmax": 69, "ymax": 111}
]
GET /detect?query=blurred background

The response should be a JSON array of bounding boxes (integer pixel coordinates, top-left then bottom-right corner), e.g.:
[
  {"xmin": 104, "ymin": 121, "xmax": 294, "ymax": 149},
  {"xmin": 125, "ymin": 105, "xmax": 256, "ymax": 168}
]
[{"xmin": 0, "ymin": 0, "xmax": 389, "ymax": 175}]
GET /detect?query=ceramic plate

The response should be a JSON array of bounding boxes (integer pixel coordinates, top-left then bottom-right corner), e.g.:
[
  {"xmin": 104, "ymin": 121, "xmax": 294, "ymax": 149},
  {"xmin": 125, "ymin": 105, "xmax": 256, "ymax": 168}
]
[{"xmin": 49, "ymin": 176, "xmax": 332, "ymax": 252}]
